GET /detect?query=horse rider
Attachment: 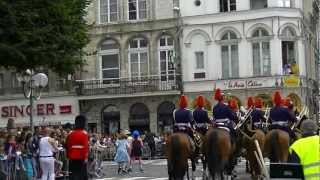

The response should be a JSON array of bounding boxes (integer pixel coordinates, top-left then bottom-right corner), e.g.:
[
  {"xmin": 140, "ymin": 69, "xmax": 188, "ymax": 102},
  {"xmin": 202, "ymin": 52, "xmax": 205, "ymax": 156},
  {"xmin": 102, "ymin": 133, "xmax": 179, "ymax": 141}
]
[
  {"xmin": 269, "ymin": 91, "xmax": 297, "ymax": 141},
  {"xmin": 288, "ymin": 119, "xmax": 320, "ymax": 179},
  {"xmin": 251, "ymin": 97, "xmax": 266, "ymax": 130},
  {"xmin": 212, "ymin": 88, "xmax": 238, "ymax": 145},
  {"xmin": 193, "ymin": 95, "xmax": 211, "ymax": 136},
  {"xmin": 173, "ymin": 95, "xmax": 196, "ymax": 149}
]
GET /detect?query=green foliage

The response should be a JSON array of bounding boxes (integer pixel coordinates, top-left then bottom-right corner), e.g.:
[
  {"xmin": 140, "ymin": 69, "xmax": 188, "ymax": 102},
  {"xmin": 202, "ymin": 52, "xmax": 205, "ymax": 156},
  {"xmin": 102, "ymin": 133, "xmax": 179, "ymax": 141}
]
[{"xmin": 0, "ymin": 0, "xmax": 90, "ymax": 75}]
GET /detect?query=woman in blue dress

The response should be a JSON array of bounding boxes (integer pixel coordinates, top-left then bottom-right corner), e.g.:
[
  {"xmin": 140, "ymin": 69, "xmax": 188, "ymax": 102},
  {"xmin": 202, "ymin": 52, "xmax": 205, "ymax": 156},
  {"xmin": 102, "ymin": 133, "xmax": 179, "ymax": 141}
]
[{"xmin": 114, "ymin": 132, "xmax": 130, "ymax": 174}]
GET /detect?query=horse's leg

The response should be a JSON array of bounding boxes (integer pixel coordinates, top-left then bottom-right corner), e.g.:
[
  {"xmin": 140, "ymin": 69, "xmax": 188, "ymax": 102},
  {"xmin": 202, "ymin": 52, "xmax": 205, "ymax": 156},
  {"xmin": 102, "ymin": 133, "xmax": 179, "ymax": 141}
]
[
  {"xmin": 191, "ymin": 157, "xmax": 196, "ymax": 180},
  {"xmin": 202, "ymin": 156, "xmax": 207, "ymax": 179}
]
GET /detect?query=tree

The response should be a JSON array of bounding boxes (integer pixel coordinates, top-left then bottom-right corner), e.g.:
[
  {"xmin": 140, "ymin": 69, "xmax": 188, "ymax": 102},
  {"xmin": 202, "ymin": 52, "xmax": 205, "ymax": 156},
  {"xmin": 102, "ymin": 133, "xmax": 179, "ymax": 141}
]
[{"xmin": 0, "ymin": 0, "xmax": 90, "ymax": 75}]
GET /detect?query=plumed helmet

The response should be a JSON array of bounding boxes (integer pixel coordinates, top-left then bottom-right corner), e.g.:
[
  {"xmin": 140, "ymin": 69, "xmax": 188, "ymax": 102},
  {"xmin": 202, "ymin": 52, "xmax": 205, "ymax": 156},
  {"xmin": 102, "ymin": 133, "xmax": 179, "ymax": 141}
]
[
  {"xmin": 214, "ymin": 88, "xmax": 223, "ymax": 101},
  {"xmin": 273, "ymin": 91, "xmax": 282, "ymax": 106},
  {"xmin": 301, "ymin": 120, "xmax": 318, "ymax": 135},
  {"xmin": 254, "ymin": 97, "xmax": 263, "ymax": 108},
  {"xmin": 229, "ymin": 99, "xmax": 238, "ymax": 110},
  {"xmin": 283, "ymin": 98, "xmax": 291, "ymax": 107},
  {"xmin": 196, "ymin": 95, "xmax": 206, "ymax": 107},
  {"xmin": 247, "ymin": 97, "xmax": 254, "ymax": 108},
  {"xmin": 179, "ymin": 95, "xmax": 188, "ymax": 108},
  {"xmin": 132, "ymin": 130, "xmax": 140, "ymax": 139}
]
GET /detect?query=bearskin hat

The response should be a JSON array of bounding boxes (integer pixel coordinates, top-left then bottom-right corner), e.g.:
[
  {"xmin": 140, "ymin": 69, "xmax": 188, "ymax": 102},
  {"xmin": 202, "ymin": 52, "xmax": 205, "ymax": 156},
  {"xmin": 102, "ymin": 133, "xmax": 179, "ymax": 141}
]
[
  {"xmin": 247, "ymin": 97, "xmax": 254, "ymax": 108},
  {"xmin": 229, "ymin": 98, "xmax": 238, "ymax": 110},
  {"xmin": 179, "ymin": 95, "xmax": 188, "ymax": 108},
  {"xmin": 196, "ymin": 95, "xmax": 206, "ymax": 107},
  {"xmin": 273, "ymin": 91, "xmax": 282, "ymax": 106},
  {"xmin": 254, "ymin": 97, "xmax": 263, "ymax": 108},
  {"xmin": 214, "ymin": 88, "xmax": 223, "ymax": 101}
]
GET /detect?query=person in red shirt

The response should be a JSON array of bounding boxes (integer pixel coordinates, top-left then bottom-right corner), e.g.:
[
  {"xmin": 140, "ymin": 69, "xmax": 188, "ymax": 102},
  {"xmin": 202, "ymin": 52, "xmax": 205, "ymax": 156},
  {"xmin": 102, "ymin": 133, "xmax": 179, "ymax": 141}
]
[{"xmin": 66, "ymin": 115, "xmax": 89, "ymax": 180}]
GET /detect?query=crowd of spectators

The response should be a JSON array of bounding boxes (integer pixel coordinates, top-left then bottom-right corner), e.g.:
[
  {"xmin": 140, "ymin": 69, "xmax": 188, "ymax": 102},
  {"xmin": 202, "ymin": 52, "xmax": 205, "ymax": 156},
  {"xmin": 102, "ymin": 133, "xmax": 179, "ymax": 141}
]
[{"xmin": 0, "ymin": 125, "xmax": 167, "ymax": 180}]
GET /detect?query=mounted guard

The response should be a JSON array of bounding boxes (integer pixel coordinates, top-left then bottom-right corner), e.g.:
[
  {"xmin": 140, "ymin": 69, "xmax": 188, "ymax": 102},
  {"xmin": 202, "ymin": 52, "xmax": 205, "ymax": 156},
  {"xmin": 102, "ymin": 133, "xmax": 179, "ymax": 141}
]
[
  {"xmin": 193, "ymin": 95, "xmax": 211, "ymax": 135},
  {"xmin": 212, "ymin": 89, "xmax": 238, "ymax": 145},
  {"xmin": 251, "ymin": 97, "xmax": 266, "ymax": 131},
  {"xmin": 269, "ymin": 91, "xmax": 297, "ymax": 140}
]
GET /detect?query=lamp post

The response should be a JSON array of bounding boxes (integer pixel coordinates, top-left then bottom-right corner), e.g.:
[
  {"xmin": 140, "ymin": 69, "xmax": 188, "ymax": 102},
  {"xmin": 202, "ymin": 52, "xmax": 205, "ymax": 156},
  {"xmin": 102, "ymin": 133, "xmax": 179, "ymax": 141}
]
[{"xmin": 17, "ymin": 69, "xmax": 48, "ymax": 133}]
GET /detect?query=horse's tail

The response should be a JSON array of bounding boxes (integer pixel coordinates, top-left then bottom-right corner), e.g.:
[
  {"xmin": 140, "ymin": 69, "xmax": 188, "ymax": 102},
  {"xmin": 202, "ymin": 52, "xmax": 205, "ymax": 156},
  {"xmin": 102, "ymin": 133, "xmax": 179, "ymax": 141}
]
[
  {"xmin": 270, "ymin": 130, "xmax": 279, "ymax": 162},
  {"xmin": 207, "ymin": 130, "xmax": 221, "ymax": 176},
  {"xmin": 170, "ymin": 135, "xmax": 186, "ymax": 178}
]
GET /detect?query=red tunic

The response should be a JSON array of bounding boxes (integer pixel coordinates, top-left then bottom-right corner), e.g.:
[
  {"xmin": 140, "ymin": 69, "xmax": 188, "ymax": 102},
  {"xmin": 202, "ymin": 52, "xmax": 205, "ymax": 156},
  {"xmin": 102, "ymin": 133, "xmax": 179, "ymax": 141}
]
[{"xmin": 66, "ymin": 129, "xmax": 89, "ymax": 160}]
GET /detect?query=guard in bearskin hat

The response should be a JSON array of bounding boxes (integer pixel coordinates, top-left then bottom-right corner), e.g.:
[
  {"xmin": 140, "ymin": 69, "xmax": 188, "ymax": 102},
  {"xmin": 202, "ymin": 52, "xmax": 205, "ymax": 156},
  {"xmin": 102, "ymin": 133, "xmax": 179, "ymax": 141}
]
[
  {"xmin": 251, "ymin": 97, "xmax": 266, "ymax": 130},
  {"xmin": 212, "ymin": 89, "xmax": 237, "ymax": 144},
  {"xmin": 269, "ymin": 91, "xmax": 297, "ymax": 140},
  {"xmin": 193, "ymin": 95, "xmax": 210, "ymax": 135},
  {"xmin": 66, "ymin": 114, "xmax": 89, "ymax": 180}
]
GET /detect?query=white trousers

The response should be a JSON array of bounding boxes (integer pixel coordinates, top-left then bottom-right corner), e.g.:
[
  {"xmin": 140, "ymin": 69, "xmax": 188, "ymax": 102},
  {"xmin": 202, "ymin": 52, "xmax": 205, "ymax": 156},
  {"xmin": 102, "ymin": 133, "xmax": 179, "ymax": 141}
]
[{"xmin": 40, "ymin": 157, "xmax": 55, "ymax": 180}]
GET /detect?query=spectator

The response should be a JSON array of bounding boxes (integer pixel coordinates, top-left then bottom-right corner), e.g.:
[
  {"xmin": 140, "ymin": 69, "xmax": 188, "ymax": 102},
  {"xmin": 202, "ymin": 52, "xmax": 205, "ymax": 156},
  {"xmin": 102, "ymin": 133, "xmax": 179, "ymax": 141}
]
[
  {"xmin": 66, "ymin": 115, "xmax": 89, "ymax": 180},
  {"xmin": 290, "ymin": 61, "xmax": 299, "ymax": 75},
  {"xmin": 144, "ymin": 130, "xmax": 156, "ymax": 159},
  {"xmin": 129, "ymin": 130, "xmax": 143, "ymax": 172},
  {"xmin": 39, "ymin": 127, "xmax": 59, "ymax": 180},
  {"xmin": 114, "ymin": 131, "xmax": 130, "ymax": 174},
  {"xmin": 288, "ymin": 120, "xmax": 320, "ymax": 179},
  {"xmin": 23, "ymin": 133, "xmax": 34, "ymax": 180}
]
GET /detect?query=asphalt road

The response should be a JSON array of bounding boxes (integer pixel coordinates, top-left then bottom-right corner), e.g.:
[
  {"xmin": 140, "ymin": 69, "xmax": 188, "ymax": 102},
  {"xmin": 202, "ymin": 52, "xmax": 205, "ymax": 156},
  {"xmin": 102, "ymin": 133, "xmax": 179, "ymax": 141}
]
[{"xmin": 93, "ymin": 159, "xmax": 254, "ymax": 180}]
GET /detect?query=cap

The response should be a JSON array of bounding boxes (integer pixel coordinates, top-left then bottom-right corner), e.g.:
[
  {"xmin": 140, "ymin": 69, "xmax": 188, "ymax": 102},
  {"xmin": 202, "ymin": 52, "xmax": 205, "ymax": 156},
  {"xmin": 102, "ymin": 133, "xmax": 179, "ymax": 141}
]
[
  {"xmin": 247, "ymin": 97, "xmax": 254, "ymax": 108},
  {"xmin": 179, "ymin": 95, "xmax": 188, "ymax": 108},
  {"xmin": 273, "ymin": 91, "xmax": 282, "ymax": 106},
  {"xmin": 196, "ymin": 95, "xmax": 206, "ymax": 107},
  {"xmin": 229, "ymin": 99, "xmax": 238, "ymax": 110},
  {"xmin": 254, "ymin": 97, "xmax": 263, "ymax": 108},
  {"xmin": 214, "ymin": 88, "xmax": 223, "ymax": 101}
]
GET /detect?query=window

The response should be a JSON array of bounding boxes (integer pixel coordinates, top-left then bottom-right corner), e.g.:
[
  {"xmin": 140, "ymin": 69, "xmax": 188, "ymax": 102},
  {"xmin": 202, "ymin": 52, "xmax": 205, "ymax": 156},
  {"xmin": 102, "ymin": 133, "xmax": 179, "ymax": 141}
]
[
  {"xmin": 159, "ymin": 36, "xmax": 174, "ymax": 81},
  {"xmin": 278, "ymin": 0, "xmax": 291, "ymax": 7},
  {"xmin": 251, "ymin": 0, "xmax": 267, "ymax": 9},
  {"xmin": 221, "ymin": 31, "xmax": 239, "ymax": 79},
  {"xmin": 252, "ymin": 29, "xmax": 271, "ymax": 76},
  {"xmin": 0, "ymin": 73, "xmax": 3, "ymax": 89},
  {"xmin": 129, "ymin": 38, "xmax": 149, "ymax": 78},
  {"xmin": 99, "ymin": 39, "xmax": 120, "ymax": 83},
  {"xmin": 281, "ymin": 27, "xmax": 297, "ymax": 75},
  {"xmin": 100, "ymin": 0, "xmax": 118, "ymax": 23},
  {"xmin": 128, "ymin": 0, "xmax": 147, "ymax": 20},
  {"xmin": 11, "ymin": 72, "xmax": 21, "ymax": 88},
  {"xmin": 195, "ymin": 52, "xmax": 204, "ymax": 69},
  {"xmin": 220, "ymin": 0, "xmax": 236, "ymax": 12}
]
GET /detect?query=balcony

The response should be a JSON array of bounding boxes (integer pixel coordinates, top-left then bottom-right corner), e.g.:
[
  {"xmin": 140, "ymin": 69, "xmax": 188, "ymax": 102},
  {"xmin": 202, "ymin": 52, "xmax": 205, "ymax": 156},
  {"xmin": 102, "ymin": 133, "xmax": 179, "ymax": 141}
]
[{"xmin": 75, "ymin": 75, "xmax": 182, "ymax": 96}]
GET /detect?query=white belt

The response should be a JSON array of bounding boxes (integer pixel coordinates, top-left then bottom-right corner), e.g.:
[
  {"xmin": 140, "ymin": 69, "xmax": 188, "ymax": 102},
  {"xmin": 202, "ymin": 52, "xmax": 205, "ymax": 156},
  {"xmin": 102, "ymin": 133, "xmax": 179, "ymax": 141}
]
[
  {"xmin": 254, "ymin": 122, "xmax": 262, "ymax": 125},
  {"xmin": 217, "ymin": 126, "xmax": 230, "ymax": 132},
  {"xmin": 195, "ymin": 123, "xmax": 206, "ymax": 127},
  {"xmin": 175, "ymin": 123, "xmax": 191, "ymax": 127},
  {"xmin": 72, "ymin": 145, "xmax": 85, "ymax": 149},
  {"xmin": 215, "ymin": 118, "xmax": 230, "ymax": 123},
  {"xmin": 272, "ymin": 121, "xmax": 288, "ymax": 126}
]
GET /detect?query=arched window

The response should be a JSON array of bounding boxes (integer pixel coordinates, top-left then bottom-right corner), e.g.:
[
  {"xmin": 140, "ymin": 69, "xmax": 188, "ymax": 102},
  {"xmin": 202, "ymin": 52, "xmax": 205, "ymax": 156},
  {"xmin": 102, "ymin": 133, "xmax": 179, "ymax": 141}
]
[
  {"xmin": 99, "ymin": 39, "xmax": 120, "ymax": 83},
  {"xmin": 102, "ymin": 105, "xmax": 120, "ymax": 134},
  {"xmin": 157, "ymin": 101, "xmax": 175, "ymax": 133},
  {"xmin": 221, "ymin": 31, "xmax": 239, "ymax": 78},
  {"xmin": 129, "ymin": 103, "xmax": 150, "ymax": 132},
  {"xmin": 281, "ymin": 27, "xmax": 298, "ymax": 75},
  {"xmin": 99, "ymin": 0, "xmax": 118, "ymax": 23},
  {"xmin": 129, "ymin": 37, "xmax": 149, "ymax": 78},
  {"xmin": 252, "ymin": 28, "xmax": 271, "ymax": 76},
  {"xmin": 158, "ymin": 35, "xmax": 174, "ymax": 81}
]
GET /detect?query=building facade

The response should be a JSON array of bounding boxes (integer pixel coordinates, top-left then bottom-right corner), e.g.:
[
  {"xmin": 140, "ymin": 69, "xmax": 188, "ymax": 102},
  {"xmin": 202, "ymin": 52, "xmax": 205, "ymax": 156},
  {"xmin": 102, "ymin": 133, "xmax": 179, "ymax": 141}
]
[
  {"xmin": 78, "ymin": 0, "xmax": 182, "ymax": 134},
  {"xmin": 179, "ymin": 0, "xmax": 319, "ymax": 116}
]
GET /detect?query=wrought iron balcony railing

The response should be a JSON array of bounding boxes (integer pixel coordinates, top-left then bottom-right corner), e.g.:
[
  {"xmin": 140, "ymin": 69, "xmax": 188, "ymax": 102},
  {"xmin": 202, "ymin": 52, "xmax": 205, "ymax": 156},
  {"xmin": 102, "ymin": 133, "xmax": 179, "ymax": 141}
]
[{"xmin": 75, "ymin": 75, "xmax": 182, "ymax": 96}]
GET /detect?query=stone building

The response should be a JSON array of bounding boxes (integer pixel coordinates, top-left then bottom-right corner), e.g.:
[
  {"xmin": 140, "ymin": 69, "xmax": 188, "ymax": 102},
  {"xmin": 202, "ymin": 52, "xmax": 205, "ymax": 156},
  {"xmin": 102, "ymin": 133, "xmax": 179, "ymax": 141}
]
[
  {"xmin": 77, "ymin": 0, "xmax": 182, "ymax": 134},
  {"xmin": 179, "ymin": 0, "xmax": 320, "ymax": 116}
]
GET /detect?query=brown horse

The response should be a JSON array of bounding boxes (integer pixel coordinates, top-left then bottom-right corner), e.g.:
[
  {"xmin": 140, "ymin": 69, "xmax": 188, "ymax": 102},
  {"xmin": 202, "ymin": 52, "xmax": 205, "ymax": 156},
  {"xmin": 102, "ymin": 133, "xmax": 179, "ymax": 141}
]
[
  {"xmin": 166, "ymin": 132, "xmax": 196, "ymax": 180},
  {"xmin": 264, "ymin": 129, "xmax": 290, "ymax": 162},
  {"xmin": 203, "ymin": 127, "xmax": 234, "ymax": 179},
  {"xmin": 241, "ymin": 126, "xmax": 266, "ymax": 180}
]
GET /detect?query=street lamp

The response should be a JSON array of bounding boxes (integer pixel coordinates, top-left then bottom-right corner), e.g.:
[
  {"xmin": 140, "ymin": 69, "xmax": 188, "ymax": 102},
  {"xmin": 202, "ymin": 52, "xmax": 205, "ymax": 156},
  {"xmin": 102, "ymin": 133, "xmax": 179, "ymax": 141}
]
[{"xmin": 17, "ymin": 69, "xmax": 48, "ymax": 133}]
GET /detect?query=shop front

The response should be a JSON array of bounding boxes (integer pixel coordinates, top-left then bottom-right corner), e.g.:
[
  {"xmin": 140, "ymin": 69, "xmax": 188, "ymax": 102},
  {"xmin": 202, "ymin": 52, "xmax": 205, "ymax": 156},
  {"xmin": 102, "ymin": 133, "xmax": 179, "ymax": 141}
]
[{"xmin": 0, "ymin": 96, "xmax": 79, "ymax": 128}]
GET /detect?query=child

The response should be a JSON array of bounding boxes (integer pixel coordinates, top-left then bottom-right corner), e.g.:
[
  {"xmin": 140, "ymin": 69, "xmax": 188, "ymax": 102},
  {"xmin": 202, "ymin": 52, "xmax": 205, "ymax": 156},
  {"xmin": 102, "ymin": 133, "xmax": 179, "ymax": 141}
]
[
  {"xmin": 129, "ymin": 130, "xmax": 143, "ymax": 172},
  {"xmin": 114, "ymin": 132, "xmax": 130, "ymax": 174}
]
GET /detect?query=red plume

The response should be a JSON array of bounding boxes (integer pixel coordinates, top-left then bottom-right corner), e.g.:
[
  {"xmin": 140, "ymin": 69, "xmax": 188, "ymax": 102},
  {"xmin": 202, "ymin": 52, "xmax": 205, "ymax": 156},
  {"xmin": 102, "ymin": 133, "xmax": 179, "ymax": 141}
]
[
  {"xmin": 273, "ymin": 91, "xmax": 282, "ymax": 106},
  {"xmin": 247, "ymin": 97, "xmax": 254, "ymax": 108},
  {"xmin": 179, "ymin": 95, "xmax": 188, "ymax": 108},
  {"xmin": 229, "ymin": 99, "xmax": 238, "ymax": 110},
  {"xmin": 214, "ymin": 88, "xmax": 223, "ymax": 101},
  {"xmin": 283, "ymin": 98, "xmax": 291, "ymax": 107},
  {"xmin": 196, "ymin": 95, "xmax": 206, "ymax": 107},
  {"xmin": 254, "ymin": 97, "xmax": 263, "ymax": 108}
]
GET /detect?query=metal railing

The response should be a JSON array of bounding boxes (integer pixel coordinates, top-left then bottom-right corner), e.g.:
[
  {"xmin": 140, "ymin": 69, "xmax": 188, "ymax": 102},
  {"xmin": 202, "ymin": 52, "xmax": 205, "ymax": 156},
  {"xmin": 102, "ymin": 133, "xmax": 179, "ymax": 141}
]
[{"xmin": 75, "ymin": 75, "xmax": 182, "ymax": 96}]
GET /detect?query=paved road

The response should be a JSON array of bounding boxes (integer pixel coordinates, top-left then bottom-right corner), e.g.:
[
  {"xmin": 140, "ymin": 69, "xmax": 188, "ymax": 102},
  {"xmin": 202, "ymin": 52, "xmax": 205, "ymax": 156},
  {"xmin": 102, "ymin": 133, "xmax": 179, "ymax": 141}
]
[{"xmin": 93, "ymin": 159, "xmax": 256, "ymax": 180}]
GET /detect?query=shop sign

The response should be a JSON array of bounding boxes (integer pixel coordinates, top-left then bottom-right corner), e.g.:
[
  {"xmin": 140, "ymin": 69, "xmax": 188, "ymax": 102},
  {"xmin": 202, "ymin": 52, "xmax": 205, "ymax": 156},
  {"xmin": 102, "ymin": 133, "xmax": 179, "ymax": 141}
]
[
  {"xmin": 283, "ymin": 75, "xmax": 300, "ymax": 87},
  {"xmin": 216, "ymin": 78, "xmax": 276, "ymax": 90}
]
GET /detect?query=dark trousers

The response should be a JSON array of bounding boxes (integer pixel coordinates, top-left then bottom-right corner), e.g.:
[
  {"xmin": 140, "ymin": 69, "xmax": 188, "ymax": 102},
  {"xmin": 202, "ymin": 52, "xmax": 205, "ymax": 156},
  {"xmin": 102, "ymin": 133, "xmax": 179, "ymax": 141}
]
[{"xmin": 69, "ymin": 160, "xmax": 88, "ymax": 180}]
